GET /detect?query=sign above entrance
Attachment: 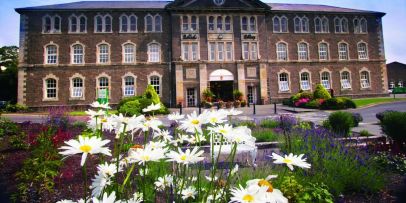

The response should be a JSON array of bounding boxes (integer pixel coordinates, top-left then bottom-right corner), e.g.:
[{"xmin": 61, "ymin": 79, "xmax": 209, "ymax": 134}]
[{"xmin": 209, "ymin": 69, "xmax": 234, "ymax": 81}]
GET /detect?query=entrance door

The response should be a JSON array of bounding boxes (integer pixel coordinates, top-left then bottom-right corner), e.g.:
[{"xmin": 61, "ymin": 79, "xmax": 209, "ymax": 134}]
[
  {"xmin": 186, "ymin": 88, "xmax": 197, "ymax": 107},
  {"xmin": 247, "ymin": 86, "xmax": 257, "ymax": 104},
  {"xmin": 210, "ymin": 81, "xmax": 234, "ymax": 102}
]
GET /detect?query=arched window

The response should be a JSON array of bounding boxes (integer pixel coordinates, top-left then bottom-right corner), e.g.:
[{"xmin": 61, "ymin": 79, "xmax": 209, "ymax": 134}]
[
  {"xmin": 120, "ymin": 15, "xmax": 137, "ymax": 32},
  {"xmin": 298, "ymin": 42, "xmax": 309, "ymax": 61},
  {"xmin": 97, "ymin": 76, "xmax": 109, "ymax": 100},
  {"xmin": 70, "ymin": 16, "xmax": 78, "ymax": 32},
  {"xmin": 360, "ymin": 71, "xmax": 371, "ymax": 88},
  {"xmin": 341, "ymin": 71, "xmax": 351, "ymax": 89},
  {"xmin": 145, "ymin": 15, "xmax": 153, "ymax": 31},
  {"xmin": 301, "ymin": 17, "xmax": 309, "ymax": 32},
  {"xmin": 71, "ymin": 77, "xmax": 84, "ymax": 98},
  {"xmin": 44, "ymin": 16, "xmax": 52, "ymax": 33},
  {"xmin": 294, "ymin": 17, "xmax": 301, "ymax": 32},
  {"xmin": 300, "ymin": 72, "xmax": 311, "ymax": 91},
  {"xmin": 209, "ymin": 16, "xmax": 215, "ymax": 31},
  {"xmin": 96, "ymin": 15, "xmax": 103, "ymax": 32},
  {"xmin": 315, "ymin": 17, "xmax": 329, "ymax": 33},
  {"xmin": 338, "ymin": 43, "xmax": 349, "ymax": 60},
  {"xmin": 276, "ymin": 42, "xmax": 287, "ymax": 61},
  {"xmin": 129, "ymin": 15, "xmax": 137, "ymax": 32},
  {"xmin": 360, "ymin": 18, "xmax": 367, "ymax": 33},
  {"xmin": 242, "ymin": 16, "xmax": 248, "ymax": 31},
  {"xmin": 123, "ymin": 43, "xmax": 136, "ymax": 63},
  {"xmin": 191, "ymin": 16, "xmax": 197, "ymax": 31},
  {"xmin": 278, "ymin": 72, "xmax": 290, "ymax": 92},
  {"xmin": 43, "ymin": 15, "xmax": 61, "ymax": 33},
  {"xmin": 334, "ymin": 18, "xmax": 341, "ymax": 33},
  {"xmin": 54, "ymin": 16, "xmax": 61, "ymax": 32},
  {"xmin": 273, "ymin": 17, "xmax": 280, "ymax": 32},
  {"xmin": 123, "ymin": 76, "xmax": 135, "ymax": 96},
  {"xmin": 217, "ymin": 16, "xmax": 223, "ymax": 31},
  {"xmin": 354, "ymin": 18, "xmax": 360, "ymax": 33},
  {"xmin": 98, "ymin": 43, "xmax": 110, "ymax": 64},
  {"xmin": 315, "ymin": 17, "xmax": 322, "ymax": 33},
  {"xmin": 318, "ymin": 42, "xmax": 329, "ymax": 60},
  {"xmin": 104, "ymin": 16, "xmax": 112, "ymax": 32},
  {"xmin": 335, "ymin": 17, "xmax": 348, "ymax": 33},
  {"xmin": 79, "ymin": 16, "xmax": 87, "ymax": 32},
  {"xmin": 45, "ymin": 78, "xmax": 57, "ymax": 99},
  {"xmin": 321, "ymin": 72, "xmax": 331, "ymax": 89},
  {"xmin": 225, "ymin": 16, "xmax": 232, "ymax": 31},
  {"xmin": 72, "ymin": 44, "xmax": 84, "ymax": 64},
  {"xmin": 322, "ymin": 17, "xmax": 329, "ymax": 33},
  {"xmin": 182, "ymin": 16, "xmax": 189, "ymax": 31},
  {"xmin": 45, "ymin": 44, "xmax": 58, "ymax": 64},
  {"xmin": 155, "ymin": 15, "xmax": 162, "ymax": 32},
  {"xmin": 149, "ymin": 75, "xmax": 161, "ymax": 95},
  {"xmin": 357, "ymin": 42, "xmax": 368, "ymax": 60},
  {"xmin": 121, "ymin": 15, "xmax": 128, "ymax": 32},
  {"xmin": 249, "ymin": 16, "xmax": 256, "ymax": 31},
  {"xmin": 148, "ymin": 43, "xmax": 160, "ymax": 62},
  {"xmin": 281, "ymin": 16, "xmax": 288, "ymax": 32},
  {"xmin": 341, "ymin": 18, "xmax": 348, "ymax": 32}
]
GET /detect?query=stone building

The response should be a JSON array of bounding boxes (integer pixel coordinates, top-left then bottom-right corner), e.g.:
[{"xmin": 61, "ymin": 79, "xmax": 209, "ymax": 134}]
[
  {"xmin": 387, "ymin": 62, "xmax": 406, "ymax": 89},
  {"xmin": 15, "ymin": 0, "xmax": 389, "ymax": 108}
]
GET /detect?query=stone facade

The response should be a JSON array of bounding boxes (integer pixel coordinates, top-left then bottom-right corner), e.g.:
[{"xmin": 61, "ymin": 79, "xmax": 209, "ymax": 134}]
[
  {"xmin": 15, "ymin": 0, "xmax": 388, "ymax": 108},
  {"xmin": 387, "ymin": 62, "xmax": 406, "ymax": 88}
]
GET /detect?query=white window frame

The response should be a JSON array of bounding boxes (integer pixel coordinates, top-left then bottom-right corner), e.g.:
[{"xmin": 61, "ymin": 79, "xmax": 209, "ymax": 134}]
[
  {"xmin": 315, "ymin": 16, "xmax": 329, "ymax": 33},
  {"xmin": 120, "ymin": 14, "xmax": 138, "ymax": 33},
  {"xmin": 318, "ymin": 42, "xmax": 329, "ymax": 61},
  {"xmin": 276, "ymin": 41, "xmax": 288, "ymax": 61},
  {"xmin": 95, "ymin": 73, "xmax": 111, "ymax": 100},
  {"xmin": 145, "ymin": 14, "xmax": 162, "ymax": 33},
  {"xmin": 242, "ymin": 41, "xmax": 259, "ymax": 61},
  {"xmin": 208, "ymin": 15, "xmax": 233, "ymax": 33},
  {"xmin": 43, "ymin": 74, "xmax": 59, "ymax": 101},
  {"xmin": 298, "ymin": 42, "xmax": 309, "ymax": 61},
  {"xmin": 340, "ymin": 70, "xmax": 352, "ymax": 89},
  {"xmin": 338, "ymin": 42, "xmax": 349, "ymax": 60},
  {"xmin": 357, "ymin": 41, "xmax": 369, "ymax": 60},
  {"xmin": 96, "ymin": 41, "xmax": 111, "ymax": 64},
  {"xmin": 147, "ymin": 41, "xmax": 161, "ymax": 63},
  {"xmin": 182, "ymin": 42, "xmax": 200, "ymax": 61},
  {"xmin": 354, "ymin": 17, "xmax": 368, "ymax": 34},
  {"xmin": 122, "ymin": 73, "xmax": 137, "ymax": 97},
  {"xmin": 273, "ymin": 16, "xmax": 289, "ymax": 33},
  {"xmin": 94, "ymin": 14, "xmax": 113, "ymax": 33},
  {"xmin": 70, "ymin": 42, "xmax": 85, "ymax": 65},
  {"xmin": 42, "ymin": 15, "xmax": 61, "ymax": 34},
  {"xmin": 241, "ymin": 15, "xmax": 257, "ymax": 33},
  {"xmin": 122, "ymin": 42, "xmax": 136, "ymax": 64},
  {"xmin": 334, "ymin": 17, "xmax": 349, "ymax": 33},
  {"xmin": 44, "ymin": 42, "xmax": 59, "ymax": 65},
  {"xmin": 69, "ymin": 73, "xmax": 85, "ymax": 99},
  {"xmin": 300, "ymin": 71, "xmax": 311, "ymax": 91},
  {"xmin": 320, "ymin": 71, "xmax": 331, "ymax": 89},
  {"xmin": 148, "ymin": 71, "xmax": 162, "ymax": 96},
  {"xmin": 208, "ymin": 41, "xmax": 234, "ymax": 62},
  {"xmin": 360, "ymin": 68, "xmax": 371, "ymax": 89},
  {"xmin": 69, "ymin": 14, "xmax": 87, "ymax": 33},
  {"xmin": 278, "ymin": 71, "xmax": 290, "ymax": 92},
  {"xmin": 294, "ymin": 16, "xmax": 309, "ymax": 33}
]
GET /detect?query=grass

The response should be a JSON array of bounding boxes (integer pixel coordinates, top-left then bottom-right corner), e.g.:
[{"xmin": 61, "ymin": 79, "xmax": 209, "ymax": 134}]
[
  {"xmin": 353, "ymin": 97, "xmax": 406, "ymax": 108},
  {"xmin": 69, "ymin": 110, "xmax": 118, "ymax": 116},
  {"xmin": 252, "ymin": 129, "xmax": 280, "ymax": 142}
]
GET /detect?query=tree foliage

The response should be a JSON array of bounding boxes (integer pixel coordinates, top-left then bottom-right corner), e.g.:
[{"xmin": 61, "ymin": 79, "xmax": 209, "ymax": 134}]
[{"xmin": 0, "ymin": 46, "xmax": 19, "ymax": 103}]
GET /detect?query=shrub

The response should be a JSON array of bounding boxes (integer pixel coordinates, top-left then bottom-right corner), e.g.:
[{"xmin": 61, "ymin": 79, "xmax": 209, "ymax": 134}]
[
  {"xmin": 9, "ymin": 132, "xmax": 29, "ymax": 150},
  {"xmin": 327, "ymin": 111, "xmax": 354, "ymax": 137},
  {"xmin": 117, "ymin": 96, "xmax": 143, "ymax": 110},
  {"xmin": 376, "ymin": 110, "xmax": 396, "ymax": 122},
  {"xmin": 351, "ymin": 113, "xmax": 363, "ymax": 127},
  {"xmin": 297, "ymin": 182, "xmax": 334, "ymax": 203},
  {"xmin": 0, "ymin": 117, "xmax": 20, "ymax": 137},
  {"xmin": 380, "ymin": 111, "xmax": 406, "ymax": 144},
  {"xmin": 233, "ymin": 90, "xmax": 243, "ymax": 101},
  {"xmin": 202, "ymin": 88, "xmax": 215, "ymax": 102},
  {"xmin": 360, "ymin": 130, "xmax": 370, "ymax": 137},
  {"xmin": 240, "ymin": 100, "xmax": 247, "ymax": 107},
  {"xmin": 118, "ymin": 100, "xmax": 142, "ymax": 116},
  {"xmin": 313, "ymin": 84, "xmax": 331, "ymax": 100},
  {"xmin": 280, "ymin": 175, "xmax": 304, "ymax": 202},
  {"xmin": 299, "ymin": 92, "xmax": 314, "ymax": 100},
  {"xmin": 341, "ymin": 97, "xmax": 357, "ymax": 109},
  {"xmin": 144, "ymin": 85, "xmax": 160, "ymax": 105},
  {"xmin": 322, "ymin": 120, "xmax": 331, "ymax": 130},
  {"xmin": 259, "ymin": 119, "xmax": 279, "ymax": 129},
  {"xmin": 235, "ymin": 121, "xmax": 256, "ymax": 129},
  {"xmin": 252, "ymin": 129, "xmax": 279, "ymax": 142},
  {"xmin": 304, "ymin": 100, "xmax": 320, "ymax": 109},
  {"xmin": 5, "ymin": 103, "xmax": 29, "ymax": 112},
  {"xmin": 282, "ymin": 98, "xmax": 293, "ymax": 106}
]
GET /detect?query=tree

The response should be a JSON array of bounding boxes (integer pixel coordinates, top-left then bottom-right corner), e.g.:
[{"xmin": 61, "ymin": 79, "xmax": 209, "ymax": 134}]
[{"xmin": 0, "ymin": 46, "xmax": 19, "ymax": 103}]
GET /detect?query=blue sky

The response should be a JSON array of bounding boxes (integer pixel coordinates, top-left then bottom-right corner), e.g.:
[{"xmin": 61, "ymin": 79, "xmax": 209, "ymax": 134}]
[{"xmin": 0, "ymin": 0, "xmax": 405, "ymax": 63}]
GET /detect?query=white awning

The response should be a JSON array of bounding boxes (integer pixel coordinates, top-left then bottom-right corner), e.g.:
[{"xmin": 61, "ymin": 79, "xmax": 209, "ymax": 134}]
[{"xmin": 209, "ymin": 69, "xmax": 234, "ymax": 81}]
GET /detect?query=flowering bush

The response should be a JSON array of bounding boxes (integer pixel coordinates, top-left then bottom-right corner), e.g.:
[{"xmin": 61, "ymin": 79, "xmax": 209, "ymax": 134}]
[{"xmin": 56, "ymin": 102, "xmax": 312, "ymax": 203}]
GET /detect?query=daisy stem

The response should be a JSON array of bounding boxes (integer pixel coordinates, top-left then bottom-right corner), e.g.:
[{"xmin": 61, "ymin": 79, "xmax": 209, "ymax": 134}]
[
  {"xmin": 208, "ymin": 134, "xmax": 224, "ymax": 202},
  {"xmin": 220, "ymin": 143, "xmax": 238, "ymax": 202},
  {"xmin": 82, "ymin": 162, "xmax": 88, "ymax": 202},
  {"xmin": 178, "ymin": 164, "xmax": 187, "ymax": 202},
  {"xmin": 277, "ymin": 167, "xmax": 288, "ymax": 187},
  {"xmin": 120, "ymin": 163, "xmax": 136, "ymax": 193}
]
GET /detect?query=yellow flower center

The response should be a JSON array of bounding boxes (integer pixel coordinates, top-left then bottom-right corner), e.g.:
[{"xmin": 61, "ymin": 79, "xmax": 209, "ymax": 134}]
[
  {"xmin": 283, "ymin": 158, "xmax": 293, "ymax": 164},
  {"xmin": 210, "ymin": 118, "xmax": 218, "ymax": 123},
  {"xmin": 258, "ymin": 179, "xmax": 274, "ymax": 192},
  {"xmin": 141, "ymin": 155, "xmax": 150, "ymax": 161},
  {"xmin": 191, "ymin": 119, "xmax": 200, "ymax": 125},
  {"xmin": 180, "ymin": 155, "xmax": 187, "ymax": 161},
  {"xmin": 80, "ymin": 145, "xmax": 92, "ymax": 153},
  {"xmin": 242, "ymin": 194, "xmax": 254, "ymax": 202},
  {"xmin": 219, "ymin": 129, "xmax": 227, "ymax": 134},
  {"xmin": 101, "ymin": 118, "xmax": 107, "ymax": 123}
]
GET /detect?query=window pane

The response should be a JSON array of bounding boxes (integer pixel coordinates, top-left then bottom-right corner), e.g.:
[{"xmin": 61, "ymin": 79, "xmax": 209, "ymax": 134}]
[
  {"xmin": 99, "ymin": 44, "xmax": 109, "ymax": 63},
  {"xmin": 294, "ymin": 18, "xmax": 301, "ymax": 32},
  {"xmin": 54, "ymin": 17, "xmax": 61, "ymax": 31},
  {"xmin": 361, "ymin": 71, "xmax": 370, "ymax": 88},
  {"xmin": 149, "ymin": 44, "xmax": 160, "ymax": 62},
  {"xmin": 298, "ymin": 43, "xmax": 308, "ymax": 60},
  {"xmin": 243, "ymin": 42, "xmax": 249, "ymax": 60},
  {"xmin": 217, "ymin": 43, "xmax": 224, "ymax": 61},
  {"xmin": 182, "ymin": 16, "xmax": 189, "ymax": 31},
  {"xmin": 277, "ymin": 43, "xmax": 287, "ymax": 61},
  {"xmin": 225, "ymin": 16, "xmax": 231, "ymax": 31},
  {"xmin": 300, "ymin": 73, "xmax": 310, "ymax": 90},
  {"xmin": 96, "ymin": 16, "xmax": 103, "ymax": 32},
  {"xmin": 192, "ymin": 43, "xmax": 198, "ymax": 61},
  {"xmin": 44, "ymin": 17, "xmax": 51, "ymax": 33},
  {"xmin": 273, "ymin": 17, "xmax": 280, "ymax": 32},
  {"xmin": 155, "ymin": 16, "xmax": 162, "ymax": 32},
  {"xmin": 150, "ymin": 76, "xmax": 160, "ymax": 95},
  {"xmin": 46, "ymin": 79, "xmax": 57, "ymax": 98},
  {"xmin": 124, "ymin": 76, "xmax": 135, "ymax": 96},
  {"xmin": 209, "ymin": 42, "xmax": 215, "ymax": 61},
  {"xmin": 191, "ymin": 16, "xmax": 197, "ymax": 31},
  {"xmin": 339, "ymin": 43, "xmax": 348, "ymax": 60},
  {"xmin": 209, "ymin": 16, "xmax": 215, "ymax": 31},
  {"xmin": 146, "ymin": 16, "xmax": 153, "ymax": 31},
  {"xmin": 321, "ymin": 72, "xmax": 330, "ymax": 89},
  {"xmin": 130, "ymin": 16, "xmax": 137, "ymax": 32},
  {"xmin": 242, "ymin": 17, "xmax": 248, "ymax": 31},
  {"xmin": 105, "ymin": 16, "xmax": 112, "ymax": 32},
  {"xmin": 226, "ymin": 42, "xmax": 233, "ymax": 61},
  {"xmin": 342, "ymin": 18, "xmax": 348, "ymax": 32},
  {"xmin": 302, "ymin": 17, "xmax": 309, "ymax": 32},
  {"xmin": 358, "ymin": 43, "xmax": 368, "ymax": 59},
  {"xmin": 319, "ymin": 43, "xmax": 328, "ymax": 60},
  {"xmin": 249, "ymin": 17, "xmax": 256, "ymax": 31},
  {"xmin": 121, "ymin": 16, "xmax": 128, "ymax": 32},
  {"xmin": 335, "ymin": 18, "xmax": 341, "ymax": 33},
  {"xmin": 251, "ymin": 42, "xmax": 258, "ymax": 60},
  {"xmin": 80, "ymin": 16, "xmax": 86, "ymax": 32},
  {"xmin": 124, "ymin": 44, "xmax": 135, "ymax": 63},
  {"xmin": 72, "ymin": 78, "xmax": 83, "ymax": 97},
  {"xmin": 182, "ymin": 43, "xmax": 189, "ymax": 61},
  {"xmin": 73, "ymin": 44, "xmax": 84, "ymax": 64},
  {"xmin": 217, "ymin": 16, "xmax": 223, "ymax": 31},
  {"xmin": 47, "ymin": 45, "xmax": 57, "ymax": 64},
  {"xmin": 281, "ymin": 17, "xmax": 288, "ymax": 32},
  {"xmin": 315, "ymin": 18, "xmax": 321, "ymax": 33},
  {"xmin": 71, "ymin": 17, "xmax": 77, "ymax": 32}
]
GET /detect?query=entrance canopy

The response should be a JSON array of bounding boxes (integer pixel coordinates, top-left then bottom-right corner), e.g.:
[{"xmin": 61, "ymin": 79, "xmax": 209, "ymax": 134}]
[{"xmin": 209, "ymin": 69, "xmax": 234, "ymax": 81}]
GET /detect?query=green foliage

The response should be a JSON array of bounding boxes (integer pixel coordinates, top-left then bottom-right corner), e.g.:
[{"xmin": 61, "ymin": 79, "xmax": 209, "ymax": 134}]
[
  {"xmin": 372, "ymin": 152, "xmax": 406, "ymax": 175},
  {"xmin": 202, "ymin": 88, "xmax": 215, "ymax": 102},
  {"xmin": 0, "ymin": 117, "xmax": 19, "ymax": 137},
  {"xmin": 351, "ymin": 113, "xmax": 363, "ymax": 127},
  {"xmin": 327, "ymin": 111, "xmax": 354, "ymax": 137},
  {"xmin": 233, "ymin": 90, "xmax": 243, "ymax": 100},
  {"xmin": 359, "ymin": 130, "xmax": 370, "ymax": 137},
  {"xmin": 15, "ymin": 128, "xmax": 62, "ymax": 202},
  {"xmin": 320, "ymin": 97, "xmax": 356, "ymax": 110},
  {"xmin": 117, "ymin": 96, "xmax": 143, "ymax": 110},
  {"xmin": 380, "ymin": 111, "xmax": 406, "ymax": 143},
  {"xmin": 252, "ymin": 129, "xmax": 279, "ymax": 142},
  {"xmin": 9, "ymin": 132, "xmax": 29, "ymax": 150},
  {"xmin": 313, "ymin": 84, "xmax": 331, "ymax": 100},
  {"xmin": 280, "ymin": 175, "xmax": 305, "ymax": 202},
  {"xmin": 304, "ymin": 100, "xmax": 320, "ymax": 109},
  {"xmin": 322, "ymin": 120, "xmax": 331, "ymax": 130},
  {"xmin": 72, "ymin": 121, "xmax": 88, "ymax": 130},
  {"xmin": 0, "ymin": 46, "xmax": 19, "ymax": 103},
  {"xmin": 299, "ymin": 92, "xmax": 314, "ymax": 100},
  {"xmin": 297, "ymin": 182, "xmax": 334, "ymax": 203},
  {"xmin": 119, "ymin": 100, "xmax": 142, "ymax": 116},
  {"xmin": 5, "ymin": 103, "xmax": 29, "ymax": 112},
  {"xmin": 144, "ymin": 84, "xmax": 160, "ymax": 105},
  {"xmin": 297, "ymin": 121, "xmax": 313, "ymax": 130},
  {"xmin": 234, "ymin": 121, "xmax": 256, "ymax": 129},
  {"xmin": 259, "ymin": 119, "xmax": 279, "ymax": 129}
]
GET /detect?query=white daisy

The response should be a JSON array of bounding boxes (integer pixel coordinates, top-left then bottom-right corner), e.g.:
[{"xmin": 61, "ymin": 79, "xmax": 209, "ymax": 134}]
[
  {"xmin": 271, "ymin": 153, "xmax": 311, "ymax": 171},
  {"xmin": 90, "ymin": 173, "xmax": 112, "ymax": 197},
  {"xmin": 168, "ymin": 111, "xmax": 185, "ymax": 122},
  {"xmin": 127, "ymin": 144, "xmax": 166, "ymax": 165},
  {"xmin": 127, "ymin": 192, "xmax": 143, "ymax": 203},
  {"xmin": 205, "ymin": 175, "xmax": 218, "ymax": 182},
  {"xmin": 139, "ymin": 117, "xmax": 162, "ymax": 132},
  {"xmin": 224, "ymin": 126, "xmax": 256, "ymax": 147},
  {"xmin": 166, "ymin": 147, "xmax": 204, "ymax": 165},
  {"xmin": 185, "ymin": 133, "xmax": 206, "ymax": 144},
  {"xmin": 85, "ymin": 109, "xmax": 106, "ymax": 118},
  {"xmin": 97, "ymin": 162, "xmax": 121, "ymax": 177},
  {"xmin": 92, "ymin": 191, "xmax": 121, "ymax": 203},
  {"xmin": 153, "ymin": 129, "xmax": 173, "ymax": 142},
  {"xmin": 90, "ymin": 101, "xmax": 111, "ymax": 110},
  {"xmin": 179, "ymin": 186, "xmax": 197, "ymax": 200},
  {"xmin": 230, "ymin": 184, "xmax": 267, "ymax": 203},
  {"xmin": 209, "ymin": 124, "xmax": 233, "ymax": 136},
  {"xmin": 154, "ymin": 174, "xmax": 173, "ymax": 191},
  {"xmin": 59, "ymin": 135, "xmax": 111, "ymax": 166},
  {"xmin": 205, "ymin": 110, "xmax": 227, "ymax": 125},
  {"xmin": 179, "ymin": 111, "xmax": 205, "ymax": 134},
  {"xmin": 142, "ymin": 103, "xmax": 161, "ymax": 113},
  {"xmin": 230, "ymin": 164, "xmax": 239, "ymax": 175},
  {"xmin": 228, "ymin": 108, "xmax": 243, "ymax": 116}
]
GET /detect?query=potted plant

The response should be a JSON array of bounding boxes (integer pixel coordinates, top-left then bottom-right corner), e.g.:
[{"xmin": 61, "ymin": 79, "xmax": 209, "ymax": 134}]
[
  {"xmin": 218, "ymin": 100, "xmax": 225, "ymax": 108},
  {"xmin": 233, "ymin": 100, "xmax": 241, "ymax": 108},
  {"xmin": 202, "ymin": 89, "xmax": 215, "ymax": 103},
  {"xmin": 241, "ymin": 100, "xmax": 247, "ymax": 107},
  {"xmin": 233, "ymin": 90, "xmax": 243, "ymax": 101},
  {"xmin": 226, "ymin": 101, "xmax": 233, "ymax": 109}
]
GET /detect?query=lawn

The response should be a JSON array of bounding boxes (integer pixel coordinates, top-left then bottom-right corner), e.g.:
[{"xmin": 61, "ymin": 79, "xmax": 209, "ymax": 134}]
[
  {"xmin": 353, "ymin": 97, "xmax": 406, "ymax": 108},
  {"xmin": 69, "ymin": 110, "xmax": 118, "ymax": 116}
]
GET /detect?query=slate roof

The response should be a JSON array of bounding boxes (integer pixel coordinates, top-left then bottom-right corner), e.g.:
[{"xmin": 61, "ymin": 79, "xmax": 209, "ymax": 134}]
[{"xmin": 15, "ymin": 1, "xmax": 384, "ymax": 15}]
